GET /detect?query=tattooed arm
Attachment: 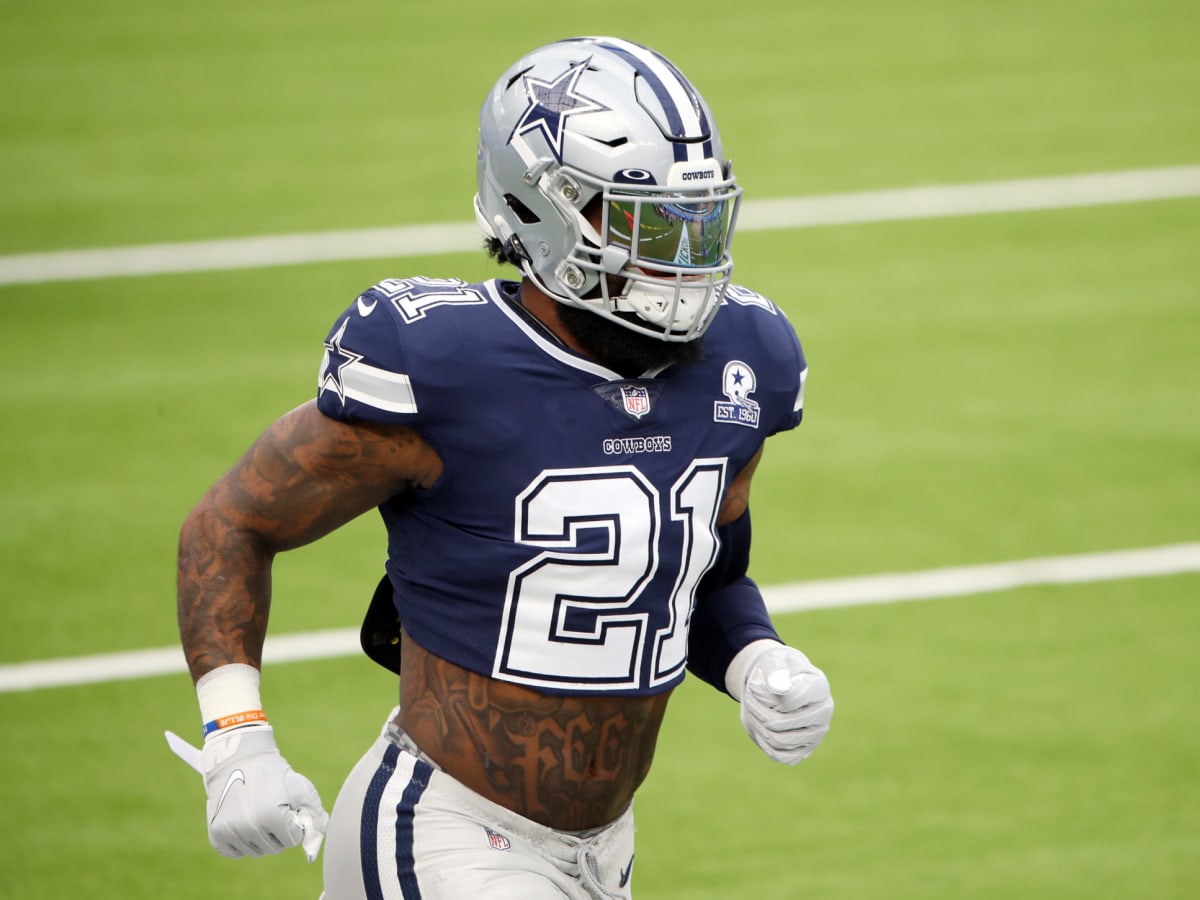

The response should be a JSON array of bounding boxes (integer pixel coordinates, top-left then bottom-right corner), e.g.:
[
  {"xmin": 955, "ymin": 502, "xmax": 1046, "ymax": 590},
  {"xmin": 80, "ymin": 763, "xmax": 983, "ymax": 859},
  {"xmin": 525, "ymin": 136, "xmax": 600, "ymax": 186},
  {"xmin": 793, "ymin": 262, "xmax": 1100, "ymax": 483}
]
[
  {"xmin": 689, "ymin": 441, "xmax": 835, "ymax": 764},
  {"xmin": 717, "ymin": 445, "xmax": 762, "ymax": 526},
  {"xmin": 177, "ymin": 399, "xmax": 442, "ymax": 682}
]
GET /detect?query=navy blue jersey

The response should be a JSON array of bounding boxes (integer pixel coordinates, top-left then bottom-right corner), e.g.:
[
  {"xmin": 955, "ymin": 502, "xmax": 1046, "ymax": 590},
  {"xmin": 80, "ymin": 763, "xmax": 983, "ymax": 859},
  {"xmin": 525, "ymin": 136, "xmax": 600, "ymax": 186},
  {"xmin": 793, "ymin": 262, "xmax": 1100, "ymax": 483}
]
[{"xmin": 316, "ymin": 277, "xmax": 806, "ymax": 696}]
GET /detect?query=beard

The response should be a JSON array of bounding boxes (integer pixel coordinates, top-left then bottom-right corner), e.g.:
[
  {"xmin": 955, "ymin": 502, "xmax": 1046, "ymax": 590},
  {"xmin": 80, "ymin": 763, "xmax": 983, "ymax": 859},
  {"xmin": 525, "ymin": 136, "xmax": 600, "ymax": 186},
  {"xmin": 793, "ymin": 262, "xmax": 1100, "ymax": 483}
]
[{"xmin": 556, "ymin": 302, "xmax": 706, "ymax": 378}]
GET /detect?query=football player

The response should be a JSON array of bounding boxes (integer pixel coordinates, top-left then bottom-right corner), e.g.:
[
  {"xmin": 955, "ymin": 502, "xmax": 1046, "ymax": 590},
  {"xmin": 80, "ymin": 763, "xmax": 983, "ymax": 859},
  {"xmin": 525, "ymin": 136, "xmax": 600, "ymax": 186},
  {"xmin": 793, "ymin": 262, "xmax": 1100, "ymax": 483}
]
[{"xmin": 176, "ymin": 35, "xmax": 834, "ymax": 899}]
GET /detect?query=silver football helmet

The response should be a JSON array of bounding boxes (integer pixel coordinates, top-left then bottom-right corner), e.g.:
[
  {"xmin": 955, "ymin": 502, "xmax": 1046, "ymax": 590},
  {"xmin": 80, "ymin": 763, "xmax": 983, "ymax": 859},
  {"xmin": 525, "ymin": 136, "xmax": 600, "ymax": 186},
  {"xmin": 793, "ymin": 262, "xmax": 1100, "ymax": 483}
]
[{"xmin": 474, "ymin": 36, "xmax": 742, "ymax": 342}]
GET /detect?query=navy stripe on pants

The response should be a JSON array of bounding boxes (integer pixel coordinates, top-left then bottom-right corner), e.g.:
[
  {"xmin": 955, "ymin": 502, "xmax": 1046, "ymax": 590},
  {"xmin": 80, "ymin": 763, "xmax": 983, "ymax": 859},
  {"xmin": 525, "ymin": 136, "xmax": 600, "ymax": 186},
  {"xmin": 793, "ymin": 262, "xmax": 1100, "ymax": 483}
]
[
  {"xmin": 361, "ymin": 743, "xmax": 400, "ymax": 900},
  {"xmin": 394, "ymin": 759, "xmax": 434, "ymax": 899}
]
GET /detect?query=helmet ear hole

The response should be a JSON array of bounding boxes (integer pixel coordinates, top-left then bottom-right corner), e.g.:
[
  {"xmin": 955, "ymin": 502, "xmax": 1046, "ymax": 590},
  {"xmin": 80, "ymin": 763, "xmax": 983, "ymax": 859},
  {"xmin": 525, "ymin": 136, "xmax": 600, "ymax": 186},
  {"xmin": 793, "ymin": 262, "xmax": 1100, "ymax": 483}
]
[{"xmin": 504, "ymin": 194, "xmax": 541, "ymax": 225}]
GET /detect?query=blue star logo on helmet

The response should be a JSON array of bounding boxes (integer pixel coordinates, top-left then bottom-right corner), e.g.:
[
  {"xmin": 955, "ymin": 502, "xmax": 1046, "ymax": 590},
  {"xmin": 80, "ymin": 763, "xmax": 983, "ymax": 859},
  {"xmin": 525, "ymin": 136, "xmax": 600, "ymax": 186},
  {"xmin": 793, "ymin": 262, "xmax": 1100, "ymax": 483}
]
[{"xmin": 509, "ymin": 60, "xmax": 610, "ymax": 162}]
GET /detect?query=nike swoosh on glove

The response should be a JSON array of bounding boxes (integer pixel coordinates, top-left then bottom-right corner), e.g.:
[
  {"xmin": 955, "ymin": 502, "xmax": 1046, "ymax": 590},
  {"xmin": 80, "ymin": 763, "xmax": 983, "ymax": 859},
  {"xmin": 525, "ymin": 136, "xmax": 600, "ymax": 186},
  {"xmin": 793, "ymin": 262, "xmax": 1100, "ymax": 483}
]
[
  {"xmin": 737, "ymin": 643, "xmax": 834, "ymax": 766},
  {"xmin": 202, "ymin": 725, "xmax": 329, "ymax": 861}
]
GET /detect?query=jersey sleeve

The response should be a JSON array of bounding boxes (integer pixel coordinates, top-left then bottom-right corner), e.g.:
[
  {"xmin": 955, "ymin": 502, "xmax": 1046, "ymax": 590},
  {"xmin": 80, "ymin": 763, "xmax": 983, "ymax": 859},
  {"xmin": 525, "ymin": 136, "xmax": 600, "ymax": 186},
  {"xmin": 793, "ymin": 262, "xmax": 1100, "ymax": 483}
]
[
  {"xmin": 720, "ymin": 285, "xmax": 809, "ymax": 437},
  {"xmin": 762, "ymin": 297, "xmax": 808, "ymax": 436},
  {"xmin": 315, "ymin": 282, "xmax": 419, "ymax": 425}
]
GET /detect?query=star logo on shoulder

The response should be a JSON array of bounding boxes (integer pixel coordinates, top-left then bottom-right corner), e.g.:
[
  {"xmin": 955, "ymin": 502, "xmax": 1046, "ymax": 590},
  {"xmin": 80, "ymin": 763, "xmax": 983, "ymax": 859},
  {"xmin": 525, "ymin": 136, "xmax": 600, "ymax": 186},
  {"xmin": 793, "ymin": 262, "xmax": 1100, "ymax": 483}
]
[
  {"xmin": 318, "ymin": 317, "xmax": 362, "ymax": 404},
  {"xmin": 509, "ymin": 59, "xmax": 609, "ymax": 162}
]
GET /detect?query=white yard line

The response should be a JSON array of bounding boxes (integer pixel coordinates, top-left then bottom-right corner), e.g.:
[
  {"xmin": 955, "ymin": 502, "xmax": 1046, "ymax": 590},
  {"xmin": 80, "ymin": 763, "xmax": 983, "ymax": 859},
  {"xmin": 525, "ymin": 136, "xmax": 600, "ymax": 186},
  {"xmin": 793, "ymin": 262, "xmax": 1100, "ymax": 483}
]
[
  {"xmin": 2, "ymin": 542, "xmax": 1196, "ymax": 693},
  {"xmin": 765, "ymin": 542, "xmax": 1200, "ymax": 611},
  {"xmin": 1, "ymin": 165, "xmax": 1197, "ymax": 286}
]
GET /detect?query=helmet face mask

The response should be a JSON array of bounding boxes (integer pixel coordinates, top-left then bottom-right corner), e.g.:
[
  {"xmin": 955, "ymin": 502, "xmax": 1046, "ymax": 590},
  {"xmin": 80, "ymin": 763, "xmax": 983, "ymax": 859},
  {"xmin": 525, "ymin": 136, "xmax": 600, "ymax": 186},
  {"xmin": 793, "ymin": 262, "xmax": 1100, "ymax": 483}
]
[{"xmin": 474, "ymin": 37, "xmax": 742, "ymax": 342}]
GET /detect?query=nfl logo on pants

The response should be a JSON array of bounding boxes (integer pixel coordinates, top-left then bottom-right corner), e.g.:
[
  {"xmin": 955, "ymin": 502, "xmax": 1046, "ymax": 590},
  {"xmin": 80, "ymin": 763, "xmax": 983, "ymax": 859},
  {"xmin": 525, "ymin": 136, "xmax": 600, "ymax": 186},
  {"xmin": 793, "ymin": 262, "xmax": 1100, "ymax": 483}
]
[{"xmin": 485, "ymin": 828, "xmax": 512, "ymax": 851}]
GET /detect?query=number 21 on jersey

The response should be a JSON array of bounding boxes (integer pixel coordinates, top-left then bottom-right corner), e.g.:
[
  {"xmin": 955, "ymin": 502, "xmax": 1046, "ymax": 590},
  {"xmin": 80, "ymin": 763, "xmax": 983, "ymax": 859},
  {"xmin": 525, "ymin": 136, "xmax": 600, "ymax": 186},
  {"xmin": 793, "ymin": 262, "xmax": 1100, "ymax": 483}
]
[{"xmin": 494, "ymin": 459, "xmax": 727, "ymax": 692}]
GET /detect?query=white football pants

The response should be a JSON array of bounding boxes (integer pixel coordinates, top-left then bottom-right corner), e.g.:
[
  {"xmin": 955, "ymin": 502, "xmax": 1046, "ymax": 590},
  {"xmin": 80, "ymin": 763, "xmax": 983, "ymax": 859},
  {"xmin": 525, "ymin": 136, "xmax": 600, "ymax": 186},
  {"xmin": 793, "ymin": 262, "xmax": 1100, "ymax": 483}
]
[{"xmin": 321, "ymin": 711, "xmax": 636, "ymax": 899}]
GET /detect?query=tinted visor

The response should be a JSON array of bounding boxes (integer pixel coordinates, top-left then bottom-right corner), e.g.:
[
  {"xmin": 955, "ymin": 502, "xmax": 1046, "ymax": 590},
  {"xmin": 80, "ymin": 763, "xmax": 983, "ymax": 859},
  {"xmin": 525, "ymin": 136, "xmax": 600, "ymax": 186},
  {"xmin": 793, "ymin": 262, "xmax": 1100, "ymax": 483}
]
[{"xmin": 607, "ymin": 196, "xmax": 732, "ymax": 268}]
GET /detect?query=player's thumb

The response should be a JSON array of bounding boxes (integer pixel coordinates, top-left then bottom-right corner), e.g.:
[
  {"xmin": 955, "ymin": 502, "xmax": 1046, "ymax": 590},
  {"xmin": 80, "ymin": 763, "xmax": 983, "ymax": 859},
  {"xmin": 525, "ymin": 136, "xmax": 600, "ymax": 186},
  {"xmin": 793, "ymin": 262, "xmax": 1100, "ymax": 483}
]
[{"xmin": 749, "ymin": 646, "xmax": 796, "ymax": 697}]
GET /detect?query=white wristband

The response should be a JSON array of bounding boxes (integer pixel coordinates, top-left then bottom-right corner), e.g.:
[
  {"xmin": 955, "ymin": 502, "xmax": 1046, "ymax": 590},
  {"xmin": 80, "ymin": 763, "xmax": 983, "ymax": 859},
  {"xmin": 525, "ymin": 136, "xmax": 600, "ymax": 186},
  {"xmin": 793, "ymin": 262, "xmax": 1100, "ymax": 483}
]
[
  {"xmin": 724, "ymin": 639, "xmax": 783, "ymax": 700},
  {"xmin": 196, "ymin": 663, "xmax": 265, "ymax": 740}
]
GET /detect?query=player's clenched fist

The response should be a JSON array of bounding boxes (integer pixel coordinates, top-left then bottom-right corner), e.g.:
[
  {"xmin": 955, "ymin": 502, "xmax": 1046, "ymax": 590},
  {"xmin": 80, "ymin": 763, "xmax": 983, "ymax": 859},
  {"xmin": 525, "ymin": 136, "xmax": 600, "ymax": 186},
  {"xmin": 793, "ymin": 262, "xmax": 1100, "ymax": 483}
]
[
  {"xmin": 729, "ymin": 641, "xmax": 834, "ymax": 765},
  {"xmin": 202, "ymin": 724, "xmax": 328, "ymax": 862}
]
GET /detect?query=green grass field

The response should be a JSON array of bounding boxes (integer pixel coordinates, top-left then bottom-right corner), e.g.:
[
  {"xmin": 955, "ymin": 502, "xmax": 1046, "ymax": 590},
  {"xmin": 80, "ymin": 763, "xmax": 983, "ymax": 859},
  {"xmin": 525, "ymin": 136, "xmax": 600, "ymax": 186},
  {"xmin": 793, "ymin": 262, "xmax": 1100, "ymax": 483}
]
[{"xmin": 2, "ymin": 0, "xmax": 1198, "ymax": 896}]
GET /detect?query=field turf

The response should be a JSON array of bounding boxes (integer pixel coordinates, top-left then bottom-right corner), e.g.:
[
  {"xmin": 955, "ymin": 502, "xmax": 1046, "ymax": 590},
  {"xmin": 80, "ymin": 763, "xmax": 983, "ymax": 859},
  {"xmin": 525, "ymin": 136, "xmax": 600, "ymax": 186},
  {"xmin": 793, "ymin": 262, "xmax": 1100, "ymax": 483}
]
[{"xmin": 2, "ymin": 1, "xmax": 1197, "ymax": 897}]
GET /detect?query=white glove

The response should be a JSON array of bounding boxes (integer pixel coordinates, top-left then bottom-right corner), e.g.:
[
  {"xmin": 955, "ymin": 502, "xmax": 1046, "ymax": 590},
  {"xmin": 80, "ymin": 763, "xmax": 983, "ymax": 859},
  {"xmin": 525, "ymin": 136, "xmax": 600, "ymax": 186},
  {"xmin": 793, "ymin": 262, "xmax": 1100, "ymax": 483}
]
[
  {"xmin": 728, "ymin": 640, "xmax": 834, "ymax": 765},
  {"xmin": 201, "ymin": 724, "xmax": 328, "ymax": 861}
]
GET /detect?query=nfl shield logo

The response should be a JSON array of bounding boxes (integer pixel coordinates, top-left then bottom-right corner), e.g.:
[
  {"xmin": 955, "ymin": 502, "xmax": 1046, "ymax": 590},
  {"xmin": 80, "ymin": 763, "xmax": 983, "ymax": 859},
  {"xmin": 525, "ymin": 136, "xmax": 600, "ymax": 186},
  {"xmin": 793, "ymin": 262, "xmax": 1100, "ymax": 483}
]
[
  {"xmin": 485, "ymin": 828, "xmax": 512, "ymax": 852},
  {"xmin": 620, "ymin": 384, "xmax": 652, "ymax": 419}
]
